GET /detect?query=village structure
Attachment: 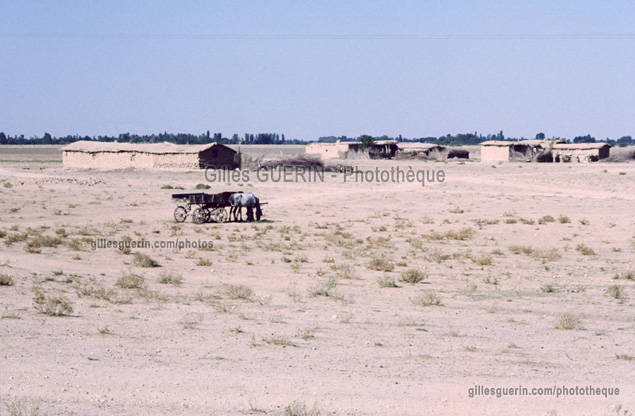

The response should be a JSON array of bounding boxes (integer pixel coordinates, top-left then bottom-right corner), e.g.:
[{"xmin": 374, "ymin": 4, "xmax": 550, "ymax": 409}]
[
  {"xmin": 62, "ymin": 141, "xmax": 239, "ymax": 170},
  {"xmin": 61, "ymin": 139, "xmax": 611, "ymax": 170},
  {"xmin": 479, "ymin": 140, "xmax": 611, "ymax": 163}
]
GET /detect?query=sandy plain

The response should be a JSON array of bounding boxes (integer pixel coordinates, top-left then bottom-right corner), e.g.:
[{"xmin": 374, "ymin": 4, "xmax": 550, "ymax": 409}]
[{"xmin": 0, "ymin": 145, "xmax": 634, "ymax": 415}]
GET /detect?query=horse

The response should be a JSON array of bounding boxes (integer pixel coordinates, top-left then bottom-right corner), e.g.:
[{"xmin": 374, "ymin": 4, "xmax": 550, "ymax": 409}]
[{"xmin": 229, "ymin": 192, "xmax": 261, "ymax": 222}]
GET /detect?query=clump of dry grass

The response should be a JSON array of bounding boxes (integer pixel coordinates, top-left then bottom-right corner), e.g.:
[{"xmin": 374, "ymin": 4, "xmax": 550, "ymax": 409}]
[
  {"xmin": 367, "ymin": 255, "xmax": 395, "ymax": 272},
  {"xmin": 400, "ymin": 269, "xmax": 427, "ymax": 284},
  {"xmin": 555, "ymin": 313, "xmax": 584, "ymax": 330},
  {"xmin": 538, "ymin": 215, "xmax": 556, "ymax": 225},
  {"xmin": 331, "ymin": 264, "xmax": 357, "ymax": 280},
  {"xmin": 606, "ymin": 284, "xmax": 626, "ymax": 302},
  {"xmin": 613, "ymin": 271, "xmax": 635, "ymax": 281},
  {"xmin": 157, "ymin": 271, "xmax": 183, "ymax": 286},
  {"xmin": 308, "ymin": 276, "xmax": 337, "ymax": 297},
  {"xmin": 411, "ymin": 290, "xmax": 442, "ymax": 306},
  {"xmin": 472, "ymin": 255, "xmax": 493, "ymax": 266},
  {"xmin": 576, "ymin": 244, "xmax": 596, "ymax": 256},
  {"xmin": 282, "ymin": 400, "xmax": 325, "ymax": 416},
  {"xmin": 133, "ymin": 252, "xmax": 160, "ymax": 268},
  {"xmin": 558, "ymin": 215, "xmax": 571, "ymax": 224},
  {"xmin": 423, "ymin": 227, "xmax": 475, "ymax": 241},
  {"xmin": 377, "ymin": 274, "xmax": 398, "ymax": 288},
  {"xmin": 116, "ymin": 272, "xmax": 147, "ymax": 289},
  {"xmin": 196, "ymin": 258, "xmax": 212, "ymax": 267},
  {"xmin": 33, "ymin": 289, "xmax": 73, "ymax": 316},
  {"xmin": 4, "ymin": 397, "xmax": 43, "ymax": 416},
  {"xmin": 223, "ymin": 284, "xmax": 254, "ymax": 300},
  {"xmin": 0, "ymin": 274, "xmax": 14, "ymax": 286},
  {"xmin": 540, "ymin": 284, "xmax": 559, "ymax": 293}
]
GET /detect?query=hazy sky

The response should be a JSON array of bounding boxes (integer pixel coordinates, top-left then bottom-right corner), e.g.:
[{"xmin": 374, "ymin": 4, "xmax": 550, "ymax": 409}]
[{"xmin": 1, "ymin": 1, "xmax": 633, "ymax": 141}]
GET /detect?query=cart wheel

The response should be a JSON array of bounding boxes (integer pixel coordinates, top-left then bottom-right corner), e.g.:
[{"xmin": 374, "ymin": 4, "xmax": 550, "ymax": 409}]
[
  {"xmin": 174, "ymin": 206, "xmax": 187, "ymax": 223},
  {"xmin": 192, "ymin": 208, "xmax": 210, "ymax": 224},
  {"xmin": 212, "ymin": 208, "xmax": 229, "ymax": 223}
]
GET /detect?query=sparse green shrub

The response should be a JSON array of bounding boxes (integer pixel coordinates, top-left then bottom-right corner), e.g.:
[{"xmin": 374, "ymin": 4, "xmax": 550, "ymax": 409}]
[
  {"xmin": 400, "ymin": 269, "xmax": 427, "ymax": 284},
  {"xmin": 195, "ymin": 183, "xmax": 211, "ymax": 189},
  {"xmin": 133, "ymin": 252, "xmax": 160, "ymax": 267}
]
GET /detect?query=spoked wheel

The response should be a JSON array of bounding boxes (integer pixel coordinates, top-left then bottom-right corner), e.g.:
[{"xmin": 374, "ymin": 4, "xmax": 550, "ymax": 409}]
[
  {"xmin": 192, "ymin": 207, "xmax": 210, "ymax": 224},
  {"xmin": 174, "ymin": 206, "xmax": 187, "ymax": 223},
  {"xmin": 211, "ymin": 208, "xmax": 229, "ymax": 223}
]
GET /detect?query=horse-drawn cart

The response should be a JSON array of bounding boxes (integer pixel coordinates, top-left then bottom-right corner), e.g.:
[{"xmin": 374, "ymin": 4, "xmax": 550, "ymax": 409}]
[
  {"xmin": 171, "ymin": 191, "xmax": 264, "ymax": 224},
  {"xmin": 172, "ymin": 192, "xmax": 234, "ymax": 224}
]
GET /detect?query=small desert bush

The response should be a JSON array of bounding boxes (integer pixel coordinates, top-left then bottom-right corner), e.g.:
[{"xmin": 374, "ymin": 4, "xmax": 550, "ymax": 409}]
[
  {"xmin": 423, "ymin": 227, "xmax": 475, "ymax": 241},
  {"xmin": 196, "ymin": 258, "xmax": 212, "ymax": 267},
  {"xmin": 116, "ymin": 272, "xmax": 147, "ymax": 289},
  {"xmin": 332, "ymin": 264, "xmax": 357, "ymax": 280},
  {"xmin": 614, "ymin": 271, "xmax": 635, "ymax": 281},
  {"xmin": 223, "ymin": 284, "xmax": 254, "ymax": 300},
  {"xmin": 133, "ymin": 252, "xmax": 160, "ymax": 268},
  {"xmin": 377, "ymin": 274, "xmax": 398, "ymax": 288},
  {"xmin": 367, "ymin": 255, "xmax": 395, "ymax": 272},
  {"xmin": 472, "ymin": 255, "xmax": 493, "ymax": 266},
  {"xmin": 575, "ymin": 244, "xmax": 596, "ymax": 256},
  {"xmin": 195, "ymin": 183, "xmax": 211, "ymax": 189},
  {"xmin": 282, "ymin": 400, "xmax": 326, "ymax": 416},
  {"xmin": 411, "ymin": 290, "xmax": 442, "ymax": 306},
  {"xmin": 540, "ymin": 284, "xmax": 558, "ymax": 293},
  {"xmin": 308, "ymin": 276, "xmax": 337, "ymax": 297},
  {"xmin": 555, "ymin": 313, "xmax": 583, "ymax": 330},
  {"xmin": 66, "ymin": 239, "xmax": 84, "ymax": 251},
  {"xmin": 558, "ymin": 215, "xmax": 571, "ymax": 224},
  {"xmin": 0, "ymin": 274, "xmax": 14, "ymax": 286},
  {"xmin": 4, "ymin": 397, "xmax": 43, "ymax": 416},
  {"xmin": 33, "ymin": 290, "xmax": 73, "ymax": 316},
  {"xmin": 606, "ymin": 285, "xmax": 626, "ymax": 301},
  {"xmin": 538, "ymin": 215, "xmax": 556, "ymax": 225},
  {"xmin": 400, "ymin": 269, "xmax": 427, "ymax": 284},
  {"xmin": 157, "ymin": 271, "xmax": 183, "ymax": 286}
]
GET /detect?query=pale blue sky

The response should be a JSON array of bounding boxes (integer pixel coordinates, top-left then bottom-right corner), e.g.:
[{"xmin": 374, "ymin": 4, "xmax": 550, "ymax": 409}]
[{"xmin": 1, "ymin": 1, "xmax": 633, "ymax": 140}]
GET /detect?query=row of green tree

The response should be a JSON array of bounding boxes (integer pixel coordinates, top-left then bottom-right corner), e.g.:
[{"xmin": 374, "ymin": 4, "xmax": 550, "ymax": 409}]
[
  {"xmin": 0, "ymin": 131, "xmax": 632, "ymax": 147},
  {"xmin": 0, "ymin": 131, "xmax": 299, "ymax": 146}
]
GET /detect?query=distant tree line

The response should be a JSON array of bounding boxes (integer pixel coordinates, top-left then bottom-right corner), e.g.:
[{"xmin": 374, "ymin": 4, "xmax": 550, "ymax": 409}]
[
  {"xmin": 0, "ymin": 130, "xmax": 632, "ymax": 147},
  {"xmin": 318, "ymin": 132, "xmax": 634, "ymax": 147}
]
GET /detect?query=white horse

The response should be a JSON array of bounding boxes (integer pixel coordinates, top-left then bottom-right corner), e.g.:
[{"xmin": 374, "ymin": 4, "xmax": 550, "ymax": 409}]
[{"xmin": 229, "ymin": 192, "xmax": 261, "ymax": 222}]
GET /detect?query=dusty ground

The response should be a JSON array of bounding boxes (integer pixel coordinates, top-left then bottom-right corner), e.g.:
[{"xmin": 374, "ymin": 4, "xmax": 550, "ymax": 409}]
[{"xmin": 0, "ymin": 146, "xmax": 634, "ymax": 416}]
